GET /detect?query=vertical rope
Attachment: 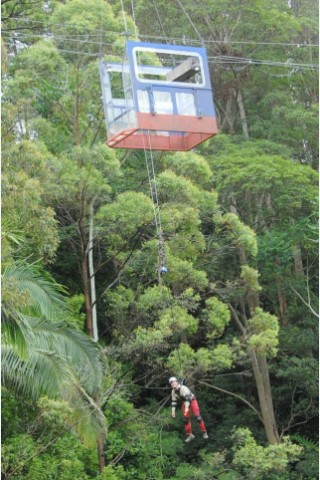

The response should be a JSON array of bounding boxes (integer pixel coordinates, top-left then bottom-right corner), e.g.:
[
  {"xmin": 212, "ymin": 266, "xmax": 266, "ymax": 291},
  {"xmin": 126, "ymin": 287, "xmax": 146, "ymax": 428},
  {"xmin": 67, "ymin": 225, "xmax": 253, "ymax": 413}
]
[
  {"xmin": 120, "ymin": 0, "xmax": 167, "ymax": 286},
  {"xmin": 143, "ymin": 137, "xmax": 166, "ymax": 288},
  {"xmin": 119, "ymin": 0, "xmax": 128, "ymax": 33},
  {"xmin": 169, "ymin": 300, "xmax": 183, "ymax": 375},
  {"xmin": 152, "ymin": 0, "xmax": 169, "ymax": 43},
  {"xmin": 130, "ymin": 0, "xmax": 139, "ymax": 39},
  {"xmin": 147, "ymin": 134, "xmax": 162, "ymax": 233},
  {"xmin": 98, "ymin": 1, "xmax": 103, "ymax": 56}
]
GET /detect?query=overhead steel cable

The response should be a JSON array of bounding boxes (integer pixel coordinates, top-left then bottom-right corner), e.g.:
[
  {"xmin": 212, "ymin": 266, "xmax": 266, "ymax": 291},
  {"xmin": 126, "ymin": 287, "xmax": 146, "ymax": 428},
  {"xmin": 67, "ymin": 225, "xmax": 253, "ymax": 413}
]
[
  {"xmin": 2, "ymin": 27, "xmax": 319, "ymax": 48},
  {"xmin": 130, "ymin": 0, "xmax": 139, "ymax": 39},
  {"xmin": 119, "ymin": 0, "xmax": 128, "ymax": 33},
  {"xmin": 2, "ymin": 37, "xmax": 317, "ymax": 70},
  {"xmin": 208, "ymin": 55, "xmax": 318, "ymax": 69}
]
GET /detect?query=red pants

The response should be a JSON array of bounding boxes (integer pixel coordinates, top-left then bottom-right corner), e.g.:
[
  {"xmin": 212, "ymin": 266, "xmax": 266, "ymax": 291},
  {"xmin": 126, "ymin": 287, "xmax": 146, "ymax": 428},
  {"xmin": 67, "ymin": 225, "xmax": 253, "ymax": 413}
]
[{"xmin": 182, "ymin": 399, "xmax": 207, "ymax": 434}]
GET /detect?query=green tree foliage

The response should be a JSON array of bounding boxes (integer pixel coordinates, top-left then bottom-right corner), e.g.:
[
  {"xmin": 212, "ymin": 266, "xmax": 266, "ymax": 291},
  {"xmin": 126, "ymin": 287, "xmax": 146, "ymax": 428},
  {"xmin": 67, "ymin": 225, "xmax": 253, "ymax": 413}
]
[
  {"xmin": 201, "ymin": 134, "xmax": 318, "ymax": 441},
  {"xmin": 2, "ymin": 141, "xmax": 60, "ymax": 263},
  {"xmin": 1, "ymin": 0, "xmax": 318, "ymax": 478},
  {"xmin": 231, "ymin": 428, "xmax": 302, "ymax": 479},
  {"xmin": 2, "ymin": 392, "xmax": 99, "ymax": 480}
]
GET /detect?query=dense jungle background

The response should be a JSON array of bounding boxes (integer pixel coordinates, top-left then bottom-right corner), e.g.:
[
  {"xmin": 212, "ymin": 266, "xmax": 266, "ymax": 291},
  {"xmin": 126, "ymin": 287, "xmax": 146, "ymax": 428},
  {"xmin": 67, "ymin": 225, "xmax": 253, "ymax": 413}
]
[{"xmin": 1, "ymin": 0, "xmax": 319, "ymax": 478}]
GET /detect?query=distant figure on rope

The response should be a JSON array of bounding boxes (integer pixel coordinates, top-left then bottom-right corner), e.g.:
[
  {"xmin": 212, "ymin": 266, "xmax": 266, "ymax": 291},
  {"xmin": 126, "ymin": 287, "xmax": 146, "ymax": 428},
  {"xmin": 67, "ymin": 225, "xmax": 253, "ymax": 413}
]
[{"xmin": 169, "ymin": 376, "xmax": 209, "ymax": 443}]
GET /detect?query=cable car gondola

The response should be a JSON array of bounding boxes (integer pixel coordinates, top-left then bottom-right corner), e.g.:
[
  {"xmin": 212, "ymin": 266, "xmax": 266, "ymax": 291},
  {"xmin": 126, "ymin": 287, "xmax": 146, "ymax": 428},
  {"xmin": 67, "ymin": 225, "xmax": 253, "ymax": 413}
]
[{"xmin": 99, "ymin": 40, "xmax": 218, "ymax": 151}]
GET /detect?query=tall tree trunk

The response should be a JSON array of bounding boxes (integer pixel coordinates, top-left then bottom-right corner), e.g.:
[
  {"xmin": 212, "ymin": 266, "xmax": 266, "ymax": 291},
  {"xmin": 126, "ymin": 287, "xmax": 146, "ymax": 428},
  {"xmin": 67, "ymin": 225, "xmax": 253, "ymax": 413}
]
[
  {"xmin": 79, "ymin": 218, "xmax": 93, "ymax": 337},
  {"xmin": 274, "ymin": 257, "xmax": 289, "ymax": 326},
  {"xmin": 218, "ymin": 94, "xmax": 236, "ymax": 133},
  {"xmin": 293, "ymin": 245, "xmax": 304, "ymax": 275},
  {"xmin": 230, "ymin": 203, "xmax": 280, "ymax": 444},
  {"xmin": 277, "ymin": 285, "xmax": 289, "ymax": 326},
  {"xmin": 255, "ymin": 192, "xmax": 266, "ymax": 231},
  {"xmin": 248, "ymin": 349, "xmax": 280, "ymax": 444},
  {"xmin": 236, "ymin": 89, "xmax": 249, "ymax": 139},
  {"xmin": 87, "ymin": 211, "xmax": 105, "ymax": 471},
  {"xmin": 258, "ymin": 354, "xmax": 279, "ymax": 441},
  {"xmin": 246, "ymin": 276, "xmax": 280, "ymax": 443},
  {"xmin": 97, "ymin": 433, "xmax": 106, "ymax": 472},
  {"xmin": 88, "ymin": 199, "xmax": 98, "ymax": 341},
  {"xmin": 230, "ymin": 305, "xmax": 280, "ymax": 444}
]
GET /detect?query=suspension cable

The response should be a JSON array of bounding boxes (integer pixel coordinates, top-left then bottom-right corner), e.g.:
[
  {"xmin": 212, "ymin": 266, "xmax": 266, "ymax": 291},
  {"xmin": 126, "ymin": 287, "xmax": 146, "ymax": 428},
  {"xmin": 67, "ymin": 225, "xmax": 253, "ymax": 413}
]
[
  {"xmin": 152, "ymin": 0, "xmax": 169, "ymax": 44},
  {"xmin": 119, "ymin": 0, "xmax": 128, "ymax": 33},
  {"xmin": 119, "ymin": 0, "xmax": 167, "ymax": 286},
  {"xmin": 174, "ymin": 0, "xmax": 204, "ymax": 44},
  {"xmin": 143, "ymin": 135, "xmax": 167, "ymax": 287},
  {"xmin": 130, "ymin": 0, "xmax": 139, "ymax": 39}
]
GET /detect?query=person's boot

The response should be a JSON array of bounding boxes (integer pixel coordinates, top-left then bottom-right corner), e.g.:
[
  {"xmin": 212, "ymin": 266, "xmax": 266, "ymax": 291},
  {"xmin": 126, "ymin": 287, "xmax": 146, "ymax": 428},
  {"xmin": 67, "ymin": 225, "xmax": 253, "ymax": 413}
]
[
  {"xmin": 203, "ymin": 432, "xmax": 209, "ymax": 439},
  {"xmin": 185, "ymin": 434, "xmax": 195, "ymax": 443}
]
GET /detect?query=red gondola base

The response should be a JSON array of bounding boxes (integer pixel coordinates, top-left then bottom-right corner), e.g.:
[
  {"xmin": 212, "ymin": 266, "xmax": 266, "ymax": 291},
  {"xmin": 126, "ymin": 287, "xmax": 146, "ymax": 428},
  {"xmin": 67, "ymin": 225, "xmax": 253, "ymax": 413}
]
[{"xmin": 106, "ymin": 113, "xmax": 218, "ymax": 151}]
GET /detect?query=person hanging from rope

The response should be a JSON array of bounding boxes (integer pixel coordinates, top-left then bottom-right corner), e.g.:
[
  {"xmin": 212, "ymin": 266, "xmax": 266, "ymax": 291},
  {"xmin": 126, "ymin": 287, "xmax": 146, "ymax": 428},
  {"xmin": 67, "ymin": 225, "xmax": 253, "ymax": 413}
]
[{"xmin": 169, "ymin": 376, "xmax": 209, "ymax": 442}]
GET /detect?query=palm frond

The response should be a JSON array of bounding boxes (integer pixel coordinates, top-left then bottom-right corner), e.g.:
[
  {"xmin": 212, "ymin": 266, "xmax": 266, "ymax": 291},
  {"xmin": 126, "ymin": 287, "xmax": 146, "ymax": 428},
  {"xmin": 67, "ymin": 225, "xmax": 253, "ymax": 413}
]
[
  {"xmin": 2, "ymin": 343, "xmax": 107, "ymax": 446},
  {"xmin": 1, "ymin": 260, "xmax": 106, "ymax": 445},
  {"xmin": 28, "ymin": 318, "xmax": 103, "ymax": 393},
  {"xmin": 291, "ymin": 435, "xmax": 318, "ymax": 450},
  {"xmin": 2, "ymin": 315, "xmax": 103, "ymax": 396},
  {"xmin": 2, "ymin": 262, "xmax": 69, "ymax": 320},
  {"xmin": 1, "ymin": 219, "xmax": 25, "ymax": 245},
  {"xmin": 1, "ymin": 309, "xmax": 31, "ymax": 359},
  {"xmin": 1, "ymin": 345, "xmax": 72, "ymax": 399}
]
